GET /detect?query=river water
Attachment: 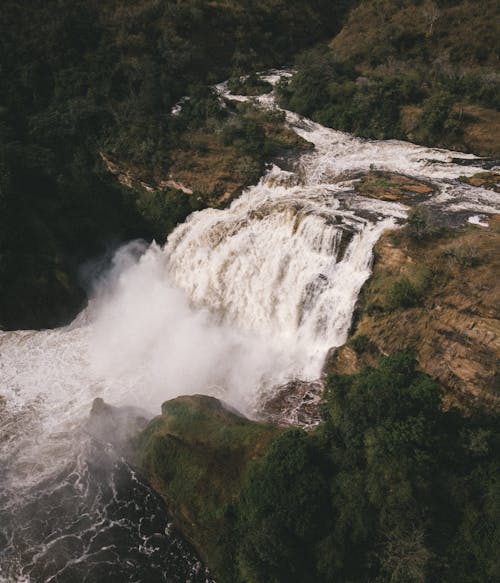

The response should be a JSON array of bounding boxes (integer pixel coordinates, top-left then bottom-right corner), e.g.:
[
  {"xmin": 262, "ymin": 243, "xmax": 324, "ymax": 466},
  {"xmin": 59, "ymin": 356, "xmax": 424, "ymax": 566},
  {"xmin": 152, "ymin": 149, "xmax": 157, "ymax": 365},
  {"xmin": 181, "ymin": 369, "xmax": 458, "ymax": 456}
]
[{"xmin": 1, "ymin": 71, "xmax": 498, "ymax": 581}]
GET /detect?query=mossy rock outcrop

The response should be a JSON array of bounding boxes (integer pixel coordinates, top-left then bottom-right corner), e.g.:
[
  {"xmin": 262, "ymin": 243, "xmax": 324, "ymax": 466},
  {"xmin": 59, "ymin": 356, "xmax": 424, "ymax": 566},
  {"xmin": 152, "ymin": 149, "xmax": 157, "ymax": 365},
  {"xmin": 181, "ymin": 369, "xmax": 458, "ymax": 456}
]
[{"xmin": 137, "ymin": 395, "xmax": 280, "ymax": 580}]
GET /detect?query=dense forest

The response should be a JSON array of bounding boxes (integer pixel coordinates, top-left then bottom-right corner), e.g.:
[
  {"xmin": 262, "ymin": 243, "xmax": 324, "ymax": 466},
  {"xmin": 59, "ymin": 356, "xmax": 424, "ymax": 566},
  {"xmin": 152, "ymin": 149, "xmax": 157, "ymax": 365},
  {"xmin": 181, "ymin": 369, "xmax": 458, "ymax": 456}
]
[
  {"xmin": 0, "ymin": 0, "xmax": 356, "ymax": 329},
  {"xmin": 1, "ymin": 0, "xmax": 498, "ymax": 329},
  {"xmin": 236, "ymin": 353, "xmax": 499, "ymax": 583},
  {"xmin": 140, "ymin": 351, "xmax": 500, "ymax": 583}
]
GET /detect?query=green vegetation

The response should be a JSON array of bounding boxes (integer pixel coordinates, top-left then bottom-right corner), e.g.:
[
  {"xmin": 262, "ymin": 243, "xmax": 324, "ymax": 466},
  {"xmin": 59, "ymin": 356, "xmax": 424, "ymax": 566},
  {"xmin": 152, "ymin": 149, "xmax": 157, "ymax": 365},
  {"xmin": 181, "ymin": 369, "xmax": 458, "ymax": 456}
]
[
  {"xmin": 360, "ymin": 250, "xmax": 432, "ymax": 315},
  {"xmin": 138, "ymin": 395, "xmax": 280, "ymax": 581},
  {"xmin": 386, "ymin": 277, "xmax": 423, "ymax": 310},
  {"xmin": 237, "ymin": 429, "xmax": 330, "ymax": 583},
  {"xmin": 136, "ymin": 188, "xmax": 204, "ymax": 243},
  {"xmin": 278, "ymin": 0, "xmax": 500, "ymax": 152},
  {"xmin": 168, "ymin": 99, "xmax": 312, "ymax": 204},
  {"xmin": 350, "ymin": 333, "xmax": 370, "ymax": 353},
  {"xmin": 278, "ymin": 48, "xmax": 410, "ymax": 140},
  {"xmin": 406, "ymin": 206, "xmax": 441, "ymax": 241},
  {"xmin": 228, "ymin": 74, "xmax": 273, "ymax": 96},
  {"xmin": 0, "ymin": 0, "xmax": 355, "ymax": 329},
  {"xmin": 139, "ymin": 353, "xmax": 500, "ymax": 582}
]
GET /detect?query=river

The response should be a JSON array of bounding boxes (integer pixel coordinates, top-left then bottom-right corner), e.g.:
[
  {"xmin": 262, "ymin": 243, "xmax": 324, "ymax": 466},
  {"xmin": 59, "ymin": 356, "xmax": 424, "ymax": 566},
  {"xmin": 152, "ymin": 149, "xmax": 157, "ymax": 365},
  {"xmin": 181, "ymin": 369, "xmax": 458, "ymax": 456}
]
[{"xmin": 1, "ymin": 71, "xmax": 498, "ymax": 582}]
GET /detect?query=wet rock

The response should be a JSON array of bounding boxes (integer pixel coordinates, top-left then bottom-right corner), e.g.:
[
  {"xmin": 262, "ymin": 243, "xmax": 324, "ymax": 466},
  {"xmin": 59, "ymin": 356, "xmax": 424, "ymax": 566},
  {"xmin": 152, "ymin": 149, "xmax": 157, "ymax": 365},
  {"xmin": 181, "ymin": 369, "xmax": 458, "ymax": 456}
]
[
  {"xmin": 458, "ymin": 171, "xmax": 500, "ymax": 193},
  {"xmin": 87, "ymin": 398, "xmax": 150, "ymax": 457},
  {"xmin": 259, "ymin": 379, "xmax": 324, "ymax": 429}
]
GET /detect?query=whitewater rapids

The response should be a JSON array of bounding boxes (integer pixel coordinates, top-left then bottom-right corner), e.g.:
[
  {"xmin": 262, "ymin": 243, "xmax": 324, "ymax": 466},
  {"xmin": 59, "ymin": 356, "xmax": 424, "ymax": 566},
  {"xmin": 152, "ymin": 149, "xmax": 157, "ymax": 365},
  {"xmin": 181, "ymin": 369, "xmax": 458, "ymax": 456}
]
[{"xmin": 1, "ymin": 71, "xmax": 499, "ymax": 581}]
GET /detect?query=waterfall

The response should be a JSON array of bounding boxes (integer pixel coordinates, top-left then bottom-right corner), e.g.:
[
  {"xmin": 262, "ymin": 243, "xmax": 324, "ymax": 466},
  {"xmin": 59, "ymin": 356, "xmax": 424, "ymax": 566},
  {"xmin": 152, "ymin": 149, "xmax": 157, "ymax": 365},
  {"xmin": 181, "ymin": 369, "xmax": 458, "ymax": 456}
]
[
  {"xmin": 1, "ymin": 71, "xmax": 499, "ymax": 581},
  {"xmin": 165, "ymin": 176, "xmax": 397, "ymax": 383}
]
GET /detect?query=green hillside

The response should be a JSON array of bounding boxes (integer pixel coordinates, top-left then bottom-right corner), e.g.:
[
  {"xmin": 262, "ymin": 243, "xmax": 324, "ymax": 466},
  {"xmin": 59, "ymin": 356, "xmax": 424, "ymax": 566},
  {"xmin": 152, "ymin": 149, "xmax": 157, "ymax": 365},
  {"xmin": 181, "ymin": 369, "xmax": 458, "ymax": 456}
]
[
  {"xmin": 138, "ymin": 353, "xmax": 500, "ymax": 582},
  {"xmin": 279, "ymin": 0, "xmax": 500, "ymax": 154}
]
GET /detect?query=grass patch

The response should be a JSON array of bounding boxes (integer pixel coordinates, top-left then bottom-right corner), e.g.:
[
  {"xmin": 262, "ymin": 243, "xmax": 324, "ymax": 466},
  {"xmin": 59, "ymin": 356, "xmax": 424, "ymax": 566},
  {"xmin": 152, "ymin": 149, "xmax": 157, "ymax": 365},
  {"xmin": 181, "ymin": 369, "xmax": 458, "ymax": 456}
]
[
  {"xmin": 442, "ymin": 242, "xmax": 482, "ymax": 267},
  {"xmin": 386, "ymin": 277, "xmax": 422, "ymax": 310}
]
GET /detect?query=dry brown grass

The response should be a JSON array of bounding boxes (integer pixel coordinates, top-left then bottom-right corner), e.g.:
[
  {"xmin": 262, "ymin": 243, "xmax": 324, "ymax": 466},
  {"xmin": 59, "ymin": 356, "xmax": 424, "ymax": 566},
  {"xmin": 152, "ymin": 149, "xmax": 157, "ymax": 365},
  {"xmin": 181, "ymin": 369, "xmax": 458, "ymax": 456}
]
[
  {"xmin": 329, "ymin": 216, "xmax": 500, "ymax": 410},
  {"xmin": 354, "ymin": 171, "xmax": 435, "ymax": 202},
  {"xmin": 461, "ymin": 105, "xmax": 500, "ymax": 157}
]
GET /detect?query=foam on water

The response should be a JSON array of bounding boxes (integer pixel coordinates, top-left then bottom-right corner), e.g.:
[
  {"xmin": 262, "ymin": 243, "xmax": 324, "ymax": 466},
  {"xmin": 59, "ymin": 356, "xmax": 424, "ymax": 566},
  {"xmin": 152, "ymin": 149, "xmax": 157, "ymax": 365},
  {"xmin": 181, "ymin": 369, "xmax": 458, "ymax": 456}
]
[{"xmin": 1, "ymin": 70, "xmax": 499, "ymax": 581}]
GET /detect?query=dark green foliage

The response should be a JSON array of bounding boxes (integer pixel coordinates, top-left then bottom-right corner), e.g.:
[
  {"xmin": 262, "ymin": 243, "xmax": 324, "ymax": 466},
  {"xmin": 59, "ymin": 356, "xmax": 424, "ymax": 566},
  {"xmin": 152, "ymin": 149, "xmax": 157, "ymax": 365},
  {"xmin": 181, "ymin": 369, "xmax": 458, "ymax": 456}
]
[
  {"xmin": 406, "ymin": 206, "xmax": 441, "ymax": 241},
  {"xmin": 136, "ymin": 188, "xmax": 204, "ymax": 243},
  {"xmin": 437, "ymin": 73, "xmax": 500, "ymax": 111},
  {"xmin": 0, "ymin": 0, "xmax": 356, "ymax": 329},
  {"xmin": 228, "ymin": 74, "xmax": 273, "ymax": 96},
  {"xmin": 221, "ymin": 352, "xmax": 500, "ymax": 583},
  {"xmin": 221, "ymin": 114, "xmax": 266, "ymax": 157},
  {"xmin": 386, "ymin": 277, "xmax": 422, "ymax": 310},
  {"xmin": 278, "ymin": 49, "xmax": 416, "ymax": 139},
  {"xmin": 176, "ymin": 87, "xmax": 228, "ymax": 131},
  {"xmin": 415, "ymin": 91, "xmax": 464, "ymax": 146},
  {"xmin": 351, "ymin": 333, "xmax": 370, "ymax": 353},
  {"xmin": 237, "ymin": 430, "xmax": 330, "ymax": 583},
  {"xmin": 0, "ymin": 141, "xmax": 149, "ymax": 329},
  {"xmin": 278, "ymin": 37, "xmax": 499, "ymax": 147}
]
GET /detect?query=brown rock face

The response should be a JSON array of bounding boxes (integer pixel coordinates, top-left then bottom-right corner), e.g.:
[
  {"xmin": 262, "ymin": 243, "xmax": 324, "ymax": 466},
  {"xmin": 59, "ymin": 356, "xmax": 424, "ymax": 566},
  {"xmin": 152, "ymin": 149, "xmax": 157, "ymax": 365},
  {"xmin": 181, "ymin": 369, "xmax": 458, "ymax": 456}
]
[
  {"xmin": 354, "ymin": 171, "xmax": 435, "ymax": 202},
  {"xmin": 258, "ymin": 379, "xmax": 324, "ymax": 429},
  {"xmin": 330, "ymin": 216, "xmax": 500, "ymax": 411}
]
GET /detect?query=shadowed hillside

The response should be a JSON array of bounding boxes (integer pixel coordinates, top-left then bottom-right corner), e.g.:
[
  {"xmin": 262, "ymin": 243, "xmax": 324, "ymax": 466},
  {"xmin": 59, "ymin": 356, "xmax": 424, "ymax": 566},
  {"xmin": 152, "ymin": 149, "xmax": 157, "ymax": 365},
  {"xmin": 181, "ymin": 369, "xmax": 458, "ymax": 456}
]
[{"xmin": 0, "ymin": 0, "xmax": 354, "ymax": 329}]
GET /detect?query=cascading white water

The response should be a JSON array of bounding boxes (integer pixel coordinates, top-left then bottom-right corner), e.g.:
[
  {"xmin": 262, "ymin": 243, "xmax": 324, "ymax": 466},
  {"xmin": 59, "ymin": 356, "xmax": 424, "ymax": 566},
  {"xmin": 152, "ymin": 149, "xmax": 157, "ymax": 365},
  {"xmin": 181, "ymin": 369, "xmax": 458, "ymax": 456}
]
[
  {"xmin": 1, "ymin": 70, "xmax": 499, "ymax": 582},
  {"xmin": 165, "ymin": 179, "xmax": 396, "ymax": 384}
]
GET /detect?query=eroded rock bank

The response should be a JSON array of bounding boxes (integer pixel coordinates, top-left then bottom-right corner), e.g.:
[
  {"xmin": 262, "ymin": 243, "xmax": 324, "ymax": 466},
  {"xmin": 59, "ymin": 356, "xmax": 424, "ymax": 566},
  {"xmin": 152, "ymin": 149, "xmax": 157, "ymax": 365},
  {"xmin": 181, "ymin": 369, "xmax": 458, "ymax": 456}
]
[{"xmin": 329, "ymin": 213, "xmax": 500, "ymax": 410}]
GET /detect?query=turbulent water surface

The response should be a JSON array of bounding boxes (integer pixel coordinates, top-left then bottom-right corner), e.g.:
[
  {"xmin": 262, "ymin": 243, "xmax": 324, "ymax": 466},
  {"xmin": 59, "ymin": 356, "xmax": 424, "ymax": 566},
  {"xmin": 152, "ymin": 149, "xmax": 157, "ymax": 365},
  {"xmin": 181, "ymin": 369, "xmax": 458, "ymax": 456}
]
[{"xmin": 1, "ymin": 72, "xmax": 499, "ymax": 581}]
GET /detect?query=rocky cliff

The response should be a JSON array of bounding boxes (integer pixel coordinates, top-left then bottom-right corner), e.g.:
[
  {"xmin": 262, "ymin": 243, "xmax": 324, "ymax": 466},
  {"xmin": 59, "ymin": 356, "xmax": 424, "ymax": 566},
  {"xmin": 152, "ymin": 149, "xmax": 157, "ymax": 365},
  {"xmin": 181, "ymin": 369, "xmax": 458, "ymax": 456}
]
[{"xmin": 328, "ymin": 212, "xmax": 500, "ymax": 410}]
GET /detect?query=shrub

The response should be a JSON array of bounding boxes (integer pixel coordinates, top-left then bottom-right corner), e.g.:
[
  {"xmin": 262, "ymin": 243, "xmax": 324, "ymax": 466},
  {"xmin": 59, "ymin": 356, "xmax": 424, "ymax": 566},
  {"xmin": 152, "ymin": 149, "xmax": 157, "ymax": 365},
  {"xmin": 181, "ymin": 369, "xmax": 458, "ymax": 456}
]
[
  {"xmin": 406, "ymin": 206, "xmax": 440, "ymax": 241},
  {"xmin": 136, "ymin": 187, "xmax": 202, "ymax": 242},
  {"xmin": 227, "ymin": 74, "xmax": 272, "ymax": 96},
  {"xmin": 386, "ymin": 277, "xmax": 422, "ymax": 310},
  {"xmin": 351, "ymin": 334, "xmax": 370, "ymax": 353},
  {"xmin": 442, "ymin": 243, "xmax": 481, "ymax": 267},
  {"xmin": 221, "ymin": 115, "xmax": 265, "ymax": 156},
  {"xmin": 416, "ymin": 91, "xmax": 463, "ymax": 145}
]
